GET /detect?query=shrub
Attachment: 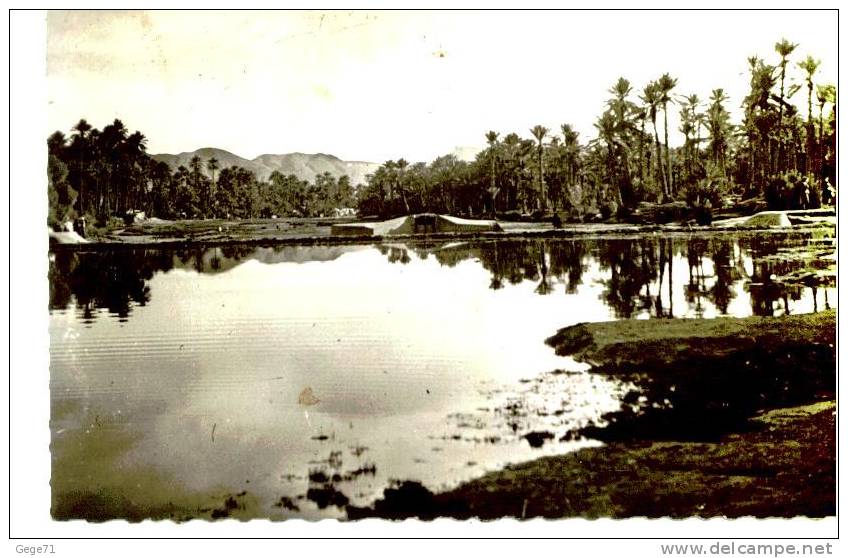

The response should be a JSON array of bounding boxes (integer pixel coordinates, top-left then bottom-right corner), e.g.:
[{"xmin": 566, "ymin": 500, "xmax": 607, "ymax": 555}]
[{"xmin": 683, "ymin": 178, "xmax": 724, "ymax": 210}]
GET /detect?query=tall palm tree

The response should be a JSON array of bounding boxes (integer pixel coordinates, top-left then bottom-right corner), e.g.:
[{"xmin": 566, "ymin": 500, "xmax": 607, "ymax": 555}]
[
  {"xmin": 485, "ymin": 131, "xmax": 500, "ymax": 215},
  {"xmin": 189, "ymin": 155, "xmax": 203, "ymax": 183},
  {"xmin": 816, "ymin": 84, "xmax": 836, "ymax": 187},
  {"xmin": 530, "ymin": 125, "xmax": 549, "ymax": 212},
  {"xmin": 71, "ymin": 119, "xmax": 93, "ymax": 214},
  {"xmin": 605, "ymin": 78, "xmax": 639, "ymax": 191},
  {"xmin": 47, "ymin": 131, "xmax": 66, "ymax": 155},
  {"xmin": 640, "ymin": 81, "xmax": 667, "ymax": 199},
  {"xmin": 678, "ymin": 94, "xmax": 700, "ymax": 184},
  {"xmin": 774, "ymin": 38, "xmax": 798, "ymax": 167},
  {"xmin": 695, "ymin": 111, "xmax": 706, "ymax": 159},
  {"xmin": 816, "ymin": 85, "xmax": 828, "ymax": 151},
  {"xmin": 561, "ymin": 124, "xmax": 580, "ymax": 193},
  {"xmin": 743, "ymin": 56, "xmax": 777, "ymax": 183},
  {"xmin": 123, "ymin": 131, "xmax": 147, "ymax": 211},
  {"xmin": 502, "ymin": 133, "xmax": 521, "ymax": 210},
  {"xmin": 657, "ymin": 73, "xmax": 678, "ymax": 197},
  {"xmin": 593, "ymin": 111, "xmax": 625, "ymax": 208},
  {"xmin": 382, "ymin": 160, "xmax": 397, "ymax": 207},
  {"xmin": 207, "ymin": 157, "xmax": 220, "ymax": 214},
  {"xmin": 396, "ymin": 158, "xmax": 411, "ymax": 213},
  {"xmin": 797, "ymin": 55, "xmax": 820, "ymax": 173},
  {"xmin": 706, "ymin": 89, "xmax": 731, "ymax": 177},
  {"xmin": 516, "ymin": 138, "xmax": 536, "ymax": 213},
  {"xmin": 686, "ymin": 94, "xmax": 701, "ymax": 169},
  {"xmin": 607, "ymin": 78, "xmax": 633, "ymax": 122},
  {"xmin": 207, "ymin": 157, "xmax": 219, "ymax": 187},
  {"xmin": 98, "ymin": 118, "xmax": 128, "ymax": 218},
  {"xmin": 633, "ymin": 107, "xmax": 648, "ymax": 182},
  {"xmin": 72, "ymin": 118, "xmax": 92, "ymax": 137}
]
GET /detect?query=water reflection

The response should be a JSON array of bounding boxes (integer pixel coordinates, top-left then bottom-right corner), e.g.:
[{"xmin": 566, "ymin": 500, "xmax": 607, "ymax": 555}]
[
  {"xmin": 50, "ymin": 232, "xmax": 836, "ymax": 323},
  {"xmin": 49, "ymin": 245, "xmax": 367, "ymax": 320},
  {"xmin": 48, "ymin": 232, "xmax": 836, "ymax": 520},
  {"xmin": 49, "ymin": 250, "xmax": 170, "ymax": 322},
  {"xmin": 383, "ymin": 232, "xmax": 835, "ymax": 319}
]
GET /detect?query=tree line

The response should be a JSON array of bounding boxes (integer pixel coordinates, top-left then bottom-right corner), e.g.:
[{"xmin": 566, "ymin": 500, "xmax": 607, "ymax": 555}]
[
  {"xmin": 47, "ymin": 119, "xmax": 356, "ymax": 227},
  {"xmin": 357, "ymin": 38, "xmax": 836, "ymax": 219},
  {"xmin": 48, "ymin": 37, "xmax": 836, "ymax": 227}
]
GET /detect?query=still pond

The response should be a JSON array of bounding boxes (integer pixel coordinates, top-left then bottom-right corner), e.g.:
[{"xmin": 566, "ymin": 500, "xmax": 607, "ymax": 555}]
[{"xmin": 48, "ymin": 231, "xmax": 836, "ymax": 520}]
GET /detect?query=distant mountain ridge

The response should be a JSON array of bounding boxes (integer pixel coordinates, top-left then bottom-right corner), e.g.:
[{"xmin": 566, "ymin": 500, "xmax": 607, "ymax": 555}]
[{"xmin": 151, "ymin": 148, "xmax": 379, "ymax": 186}]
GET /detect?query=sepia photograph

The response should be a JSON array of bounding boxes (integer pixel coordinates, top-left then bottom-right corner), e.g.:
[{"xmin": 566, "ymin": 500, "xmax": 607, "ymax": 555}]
[{"xmin": 8, "ymin": 6, "xmax": 840, "ymax": 541}]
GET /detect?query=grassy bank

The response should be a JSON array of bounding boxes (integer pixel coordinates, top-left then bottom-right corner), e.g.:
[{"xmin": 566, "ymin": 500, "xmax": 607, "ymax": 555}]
[{"xmin": 349, "ymin": 311, "xmax": 836, "ymax": 519}]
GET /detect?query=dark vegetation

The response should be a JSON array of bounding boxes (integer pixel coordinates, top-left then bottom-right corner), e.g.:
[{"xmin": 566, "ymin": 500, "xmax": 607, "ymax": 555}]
[
  {"xmin": 331, "ymin": 41, "xmax": 836, "ymax": 220},
  {"xmin": 546, "ymin": 310, "xmax": 835, "ymax": 441},
  {"xmin": 348, "ymin": 311, "xmax": 835, "ymax": 519},
  {"xmin": 47, "ymin": 121, "xmax": 357, "ymax": 228},
  {"xmin": 48, "ymin": 38, "xmax": 836, "ymax": 230},
  {"xmin": 350, "ymin": 402, "xmax": 834, "ymax": 519}
]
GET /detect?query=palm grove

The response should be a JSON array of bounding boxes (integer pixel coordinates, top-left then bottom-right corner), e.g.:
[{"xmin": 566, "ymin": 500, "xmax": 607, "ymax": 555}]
[
  {"xmin": 48, "ymin": 39, "xmax": 836, "ymax": 228},
  {"xmin": 47, "ymin": 122, "xmax": 356, "ymax": 227}
]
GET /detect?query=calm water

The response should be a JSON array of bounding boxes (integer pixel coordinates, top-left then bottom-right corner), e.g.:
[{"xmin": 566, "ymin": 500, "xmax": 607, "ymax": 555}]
[{"xmin": 49, "ymin": 231, "xmax": 836, "ymax": 520}]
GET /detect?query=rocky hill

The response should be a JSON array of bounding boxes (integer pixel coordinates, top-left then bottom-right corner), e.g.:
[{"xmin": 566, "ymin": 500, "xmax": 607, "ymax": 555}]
[{"xmin": 151, "ymin": 148, "xmax": 379, "ymax": 186}]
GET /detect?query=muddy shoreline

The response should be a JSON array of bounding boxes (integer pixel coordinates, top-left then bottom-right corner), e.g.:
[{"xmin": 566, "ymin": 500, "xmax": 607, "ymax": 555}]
[
  {"xmin": 349, "ymin": 310, "xmax": 836, "ymax": 519},
  {"xmin": 49, "ymin": 216, "xmax": 835, "ymax": 252}
]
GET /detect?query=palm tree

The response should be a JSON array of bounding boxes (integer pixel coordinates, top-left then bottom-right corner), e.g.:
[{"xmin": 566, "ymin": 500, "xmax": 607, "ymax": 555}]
[
  {"xmin": 774, "ymin": 38, "xmax": 798, "ymax": 167},
  {"xmin": 816, "ymin": 85, "xmax": 828, "ymax": 150},
  {"xmin": 797, "ymin": 55, "xmax": 820, "ymax": 173},
  {"xmin": 396, "ymin": 158, "xmax": 411, "ymax": 213},
  {"xmin": 593, "ymin": 110, "xmax": 625, "ymax": 208},
  {"xmin": 607, "ymin": 78, "xmax": 633, "ymax": 121},
  {"xmin": 382, "ymin": 159, "xmax": 397, "ymax": 209},
  {"xmin": 187, "ymin": 155, "xmax": 205, "ymax": 215},
  {"xmin": 706, "ymin": 89, "xmax": 731, "ymax": 177},
  {"xmin": 207, "ymin": 157, "xmax": 219, "ymax": 186},
  {"xmin": 72, "ymin": 118, "xmax": 92, "ymax": 137},
  {"xmin": 657, "ymin": 73, "xmax": 678, "ymax": 197},
  {"xmin": 207, "ymin": 157, "xmax": 220, "ymax": 215},
  {"xmin": 606, "ymin": 78, "xmax": 639, "ymax": 176},
  {"xmin": 633, "ymin": 107, "xmax": 648, "ymax": 183},
  {"xmin": 501, "ymin": 133, "xmax": 521, "ymax": 210},
  {"xmin": 123, "ymin": 131, "xmax": 147, "ymax": 211},
  {"xmin": 530, "ymin": 125, "xmax": 549, "ymax": 212},
  {"xmin": 743, "ymin": 56, "xmax": 777, "ymax": 184},
  {"xmin": 485, "ymin": 131, "xmax": 500, "ymax": 215},
  {"xmin": 47, "ymin": 131, "xmax": 66, "ymax": 155},
  {"xmin": 678, "ymin": 94, "xmax": 699, "ymax": 184},
  {"xmin": 695, "ymin": 112, "xmax": 706, "ymax": 158},
  {"xmin": 189, "ymin": 155, "xmax": 203, "ymax": 182},
  {"xmin": 640, "ymin": 81, "xmax": 667, "ymax": 199},
  {"xmin": 561, "ymin": 124, "xmax": 580, "ymax": 194},
  {"xmin": 816, "ymin": 84, "xmax": 836, "ymax": 188},
  {"xmin": 683, "ymin": 94, "xmax": 702, "ymax": 179},
  {"xmin": 71, "ymin": 118, "xmax": 93, "ymax": 214},
  {"xmin": 98, "ymin": 118, "xmax": 128, "ymax": 218},
  {"xmin": 515, "ymin": 138, "xmax": 536, "ymax": 213}
]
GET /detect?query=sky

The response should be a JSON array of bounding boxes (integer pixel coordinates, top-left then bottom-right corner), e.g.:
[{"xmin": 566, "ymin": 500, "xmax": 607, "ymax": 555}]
[{"xmin": 47, "ymin": 10, "xmax": 837, "ymax": 163}]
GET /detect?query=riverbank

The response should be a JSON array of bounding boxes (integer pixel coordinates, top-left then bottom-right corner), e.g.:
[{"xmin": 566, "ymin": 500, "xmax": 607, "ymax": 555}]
[
  {"xmin": 349, "ymin": 310, "xmax": 836, "ymax": 519},
  {"xmin": 48, "ymin": 212, "xmax": 835, "ymax": 251}
]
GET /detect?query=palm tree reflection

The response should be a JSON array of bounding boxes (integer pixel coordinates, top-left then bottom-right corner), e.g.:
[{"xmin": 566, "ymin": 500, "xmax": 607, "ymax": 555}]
[{"xmin": 48, "ymin": 233, "xmax": 831, "ymax": 325}]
